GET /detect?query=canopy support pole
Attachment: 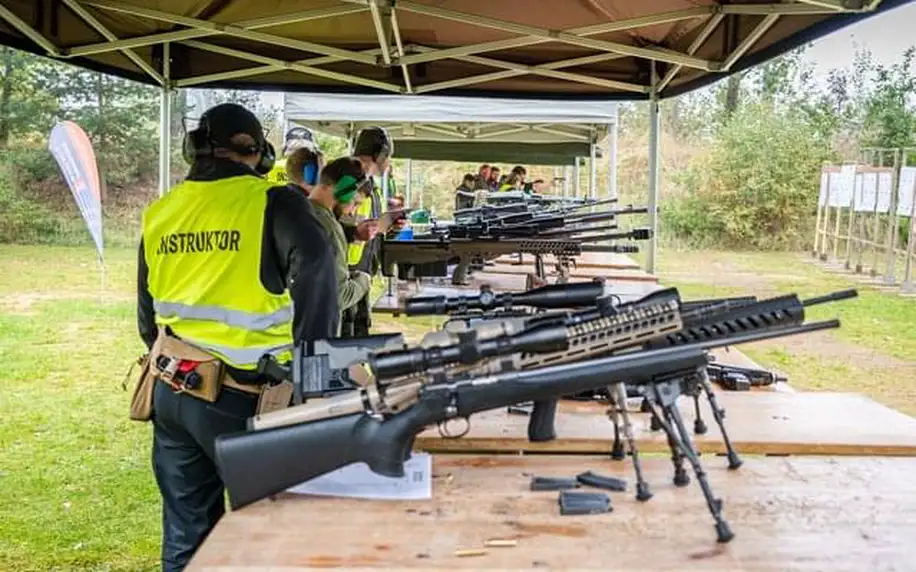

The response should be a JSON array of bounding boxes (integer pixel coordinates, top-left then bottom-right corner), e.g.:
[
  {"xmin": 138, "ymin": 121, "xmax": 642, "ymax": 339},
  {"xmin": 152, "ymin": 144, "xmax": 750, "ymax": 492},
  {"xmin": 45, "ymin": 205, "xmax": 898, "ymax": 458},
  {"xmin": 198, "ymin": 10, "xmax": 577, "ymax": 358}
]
[
  {"xmin": 573, "ymin": 158, "xmax": 580, "ymax": 198},
  {"xmin": 158, "ymin": 42, "xmax": 171, "ymax": 196},
  {"xmin": 589, "ymin": 142, "xmax": 597, "ymax": 200},
  {"xmin": 607, "ymin": 119, "xmax": 618, "ymax": 201},
  {"xmin": 647, "ymin": 63, "xmax": 661, "ymax": 274},
  {"xmin": 563, "ymin": 165, "xmax": 571, "ymax": 197},
  {"xmin": 405, "ymin": 159, "xmax": 413, "ymax": 207}
]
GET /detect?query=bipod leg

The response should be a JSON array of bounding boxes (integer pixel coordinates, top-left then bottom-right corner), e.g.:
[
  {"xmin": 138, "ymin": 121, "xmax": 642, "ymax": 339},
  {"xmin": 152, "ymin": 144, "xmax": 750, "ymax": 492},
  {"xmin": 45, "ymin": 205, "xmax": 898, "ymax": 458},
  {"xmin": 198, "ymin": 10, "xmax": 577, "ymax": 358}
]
[
  {"xmin": 664, "ymin": 398, "xmax": 734, "ymax": 543},
  {"xmin": 693, "ymin": 395, "xmax": 708, "ymax": 435},
  {"xmin": 643, "ymin": 394, "xmax": 689, "ymax": 488},
  {"xmin": 605, "ymin": 387, "xmax": 625, "ymax": 460},
  {"xmin": 614, "ymin": 383, "xmax": 652, "ymax": 502},
  {"xmin": 699, "ymin": 369, "xmax": 743, "ymax": 470},
  {"xmin": 645, "ymin": 395, "xmax": 662, "ymax": 431}
]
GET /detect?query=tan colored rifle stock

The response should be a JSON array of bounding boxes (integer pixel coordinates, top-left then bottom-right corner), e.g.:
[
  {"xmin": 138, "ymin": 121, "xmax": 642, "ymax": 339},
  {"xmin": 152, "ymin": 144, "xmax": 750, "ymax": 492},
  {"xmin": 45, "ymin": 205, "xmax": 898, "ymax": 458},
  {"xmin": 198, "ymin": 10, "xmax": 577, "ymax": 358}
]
[{"xmin": 250, "ymin": 382, "xmax": 422, "ymax": 431}]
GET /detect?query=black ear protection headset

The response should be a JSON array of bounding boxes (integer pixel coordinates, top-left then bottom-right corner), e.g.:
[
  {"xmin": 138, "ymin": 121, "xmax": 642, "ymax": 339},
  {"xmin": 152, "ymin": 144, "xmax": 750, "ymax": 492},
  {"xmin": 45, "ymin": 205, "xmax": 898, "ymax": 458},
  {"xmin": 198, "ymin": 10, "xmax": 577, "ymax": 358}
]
[
  {"xmin": 182, "ymin": 111, "xmax": 277, "ymax": 176},
  {"xmin": 353, "ymin": 127, "xmax": 393, "ymax": 167}
]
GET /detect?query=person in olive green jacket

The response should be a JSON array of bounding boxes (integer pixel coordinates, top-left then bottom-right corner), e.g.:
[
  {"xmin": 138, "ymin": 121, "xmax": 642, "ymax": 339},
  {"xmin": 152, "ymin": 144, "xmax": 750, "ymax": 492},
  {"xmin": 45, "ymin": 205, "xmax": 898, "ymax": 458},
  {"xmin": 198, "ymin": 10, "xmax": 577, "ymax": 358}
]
[{"xmin": 309, "ymin": 157, "xmax": 372, "ymax": 333}]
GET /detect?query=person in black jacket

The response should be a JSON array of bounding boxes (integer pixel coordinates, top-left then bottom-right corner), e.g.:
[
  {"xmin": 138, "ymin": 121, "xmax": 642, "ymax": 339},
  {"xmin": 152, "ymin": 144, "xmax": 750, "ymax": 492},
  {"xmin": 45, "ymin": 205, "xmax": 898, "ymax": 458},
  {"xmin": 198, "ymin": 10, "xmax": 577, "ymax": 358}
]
[{"xmin": 136, "ymin": 103, "xmax": 337, "ymax": 571}]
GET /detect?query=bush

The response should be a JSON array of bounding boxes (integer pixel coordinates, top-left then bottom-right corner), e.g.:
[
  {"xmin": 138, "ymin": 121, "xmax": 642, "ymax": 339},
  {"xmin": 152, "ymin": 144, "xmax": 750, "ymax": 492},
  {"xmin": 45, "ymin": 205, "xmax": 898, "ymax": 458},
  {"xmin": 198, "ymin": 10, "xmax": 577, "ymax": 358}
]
[
  {"xmin": 662, "ymin": 103, "xmax": 834, "ymax": 250},
  {"xmin": 4, "ymin": 147, "xmax": 59, "ymax": 183}
]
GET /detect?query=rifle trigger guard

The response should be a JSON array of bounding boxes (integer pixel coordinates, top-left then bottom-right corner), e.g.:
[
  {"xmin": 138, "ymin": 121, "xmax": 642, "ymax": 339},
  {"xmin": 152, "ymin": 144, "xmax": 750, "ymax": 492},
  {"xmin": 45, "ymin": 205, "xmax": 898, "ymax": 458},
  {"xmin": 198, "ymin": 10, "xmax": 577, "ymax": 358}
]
[{"xmin": 437, "ymin": 417, "xmax": 470, "ymax": 439}]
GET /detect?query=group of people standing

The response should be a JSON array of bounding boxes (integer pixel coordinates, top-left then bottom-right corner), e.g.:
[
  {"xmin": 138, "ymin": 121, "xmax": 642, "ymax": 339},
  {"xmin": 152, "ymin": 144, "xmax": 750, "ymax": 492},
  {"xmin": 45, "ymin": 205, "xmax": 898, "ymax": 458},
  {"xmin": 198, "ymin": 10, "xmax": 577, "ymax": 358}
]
[
  {"xmin": 135, "ymin": 102, "xmax": 401, "ymax": 570},
  {"xmin": 455, "ymin": 164, "xmax": 547, "ymax": 210}
]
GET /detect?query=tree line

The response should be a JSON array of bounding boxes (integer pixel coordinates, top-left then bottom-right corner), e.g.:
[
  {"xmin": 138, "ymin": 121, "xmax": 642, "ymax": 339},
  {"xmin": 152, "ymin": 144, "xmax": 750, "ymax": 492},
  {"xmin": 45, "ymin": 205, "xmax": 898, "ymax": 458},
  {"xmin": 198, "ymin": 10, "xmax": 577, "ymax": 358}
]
[{"xmin": 0, "ymin": 44, "xmax": 914, "ymax": 250}]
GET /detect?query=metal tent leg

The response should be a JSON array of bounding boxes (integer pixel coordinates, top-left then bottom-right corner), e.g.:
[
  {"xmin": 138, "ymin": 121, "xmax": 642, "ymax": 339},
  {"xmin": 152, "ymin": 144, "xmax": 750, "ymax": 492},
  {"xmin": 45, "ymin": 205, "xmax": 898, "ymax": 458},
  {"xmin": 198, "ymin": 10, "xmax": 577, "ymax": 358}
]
[
  {"xmin": 647, "ymin": 72, "xmax": 661, "ymax": 274},
  {"xmin": 158, "ymin": 42, "xmax": 171, "ymax": 196}
]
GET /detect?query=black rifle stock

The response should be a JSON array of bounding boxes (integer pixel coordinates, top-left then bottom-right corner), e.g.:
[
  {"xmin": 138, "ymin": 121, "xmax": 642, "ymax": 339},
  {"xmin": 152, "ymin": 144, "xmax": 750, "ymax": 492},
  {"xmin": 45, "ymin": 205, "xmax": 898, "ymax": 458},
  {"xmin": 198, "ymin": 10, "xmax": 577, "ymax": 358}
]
[{"xmin": 215, "ymin": 344, "xmax": 710, "ymax": 511}]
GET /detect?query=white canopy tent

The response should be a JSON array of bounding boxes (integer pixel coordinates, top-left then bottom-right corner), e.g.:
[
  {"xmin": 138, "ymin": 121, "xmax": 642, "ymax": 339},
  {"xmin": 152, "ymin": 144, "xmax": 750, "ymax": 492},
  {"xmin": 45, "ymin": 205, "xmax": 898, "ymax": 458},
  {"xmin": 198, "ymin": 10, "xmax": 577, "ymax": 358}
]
[{"xmin": 284, "ymin": 92, "xmax": 619, "ymax": 207}]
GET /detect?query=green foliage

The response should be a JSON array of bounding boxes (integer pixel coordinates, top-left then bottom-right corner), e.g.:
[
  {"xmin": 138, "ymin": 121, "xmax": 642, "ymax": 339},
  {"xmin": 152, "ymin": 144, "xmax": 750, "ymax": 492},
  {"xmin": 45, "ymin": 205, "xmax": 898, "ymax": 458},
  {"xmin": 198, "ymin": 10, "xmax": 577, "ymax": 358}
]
[
  {"xmin": 861, "ymin": 47, "xmax": 916, "ymax": 149},
  {"xmin": 662, "ymin": 103, "xmax": 834, "ymax": 250},
  {"xmin": 0, "ymin": 47, "xmax": 59, "ymax": 144}
]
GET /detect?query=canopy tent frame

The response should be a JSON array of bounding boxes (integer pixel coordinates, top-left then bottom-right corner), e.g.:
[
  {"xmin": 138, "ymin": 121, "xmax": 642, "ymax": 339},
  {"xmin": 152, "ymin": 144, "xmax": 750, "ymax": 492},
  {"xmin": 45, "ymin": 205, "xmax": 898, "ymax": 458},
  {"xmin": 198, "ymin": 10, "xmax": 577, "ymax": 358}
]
[
  {"xmin": 0, "ymin": 1, "xmax": 894, "ymax": 98},
  {"xmin": 0, "ymin": 0, "xmax": 907, "ymax": 273},
  {"xmin": 283, "ymin": 91, "xmax": 620, "ymax": 203}
]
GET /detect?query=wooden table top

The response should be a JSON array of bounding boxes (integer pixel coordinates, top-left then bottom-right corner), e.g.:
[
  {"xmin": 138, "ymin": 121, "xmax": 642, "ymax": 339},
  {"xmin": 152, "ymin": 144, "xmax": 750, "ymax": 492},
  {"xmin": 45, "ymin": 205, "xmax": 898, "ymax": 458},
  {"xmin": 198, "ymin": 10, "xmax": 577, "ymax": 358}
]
[
  {"xmin": 414, "ymin": 391, "xmax": 916, "ymax": 457},
  {"xmin": 187, "ymin": 454, "xmax": 916, "ymax": 570}
]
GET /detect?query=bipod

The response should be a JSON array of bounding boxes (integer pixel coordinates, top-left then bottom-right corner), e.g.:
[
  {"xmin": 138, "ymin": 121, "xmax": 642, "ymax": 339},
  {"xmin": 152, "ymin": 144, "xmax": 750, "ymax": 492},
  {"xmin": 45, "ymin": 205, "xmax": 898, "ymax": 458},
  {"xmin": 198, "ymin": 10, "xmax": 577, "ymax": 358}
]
[
  {"xmin": 606, "ymin": 382, "xmax": 652, "ymax": 502},
  {"xmin": 640, "ymin": 378, "xmax": 735, "ymax": 543}
]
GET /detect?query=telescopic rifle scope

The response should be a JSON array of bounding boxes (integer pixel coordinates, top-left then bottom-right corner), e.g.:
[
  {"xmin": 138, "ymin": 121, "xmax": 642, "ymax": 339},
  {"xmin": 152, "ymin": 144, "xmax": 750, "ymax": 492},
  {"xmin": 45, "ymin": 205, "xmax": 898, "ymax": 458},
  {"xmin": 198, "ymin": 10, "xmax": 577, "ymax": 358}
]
[{"xmin": 402, "ymin": 281, "xmax": 605, "ymax": 316}]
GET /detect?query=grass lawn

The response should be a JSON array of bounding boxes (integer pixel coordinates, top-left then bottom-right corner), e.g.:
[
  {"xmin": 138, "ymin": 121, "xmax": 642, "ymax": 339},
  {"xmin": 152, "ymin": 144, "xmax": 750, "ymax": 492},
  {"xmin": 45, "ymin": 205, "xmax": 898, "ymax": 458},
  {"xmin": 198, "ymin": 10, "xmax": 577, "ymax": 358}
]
[{"xmin": 1, "ymin": 244, "xmax": 913, "ymax": 571}]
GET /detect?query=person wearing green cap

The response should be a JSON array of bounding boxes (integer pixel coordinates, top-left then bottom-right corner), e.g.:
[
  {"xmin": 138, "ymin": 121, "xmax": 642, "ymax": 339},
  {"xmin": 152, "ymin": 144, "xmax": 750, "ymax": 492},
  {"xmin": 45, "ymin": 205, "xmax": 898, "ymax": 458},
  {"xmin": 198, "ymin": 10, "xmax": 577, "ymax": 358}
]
[{"xmin": 309, "ymin": 157, "xmax": 372, "ymax": 333}]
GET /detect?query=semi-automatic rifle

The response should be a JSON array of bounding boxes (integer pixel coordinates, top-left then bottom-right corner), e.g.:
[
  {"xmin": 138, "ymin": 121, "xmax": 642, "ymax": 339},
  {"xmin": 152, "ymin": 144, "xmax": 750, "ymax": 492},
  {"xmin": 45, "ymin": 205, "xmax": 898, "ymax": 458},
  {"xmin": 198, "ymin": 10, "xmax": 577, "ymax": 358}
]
[
  {"xmin": 378, "ymin": 234, "xmax": 645, "ymax": 286},
  {"xmin": 383, "ymin": 285, "xmax": 858, "ymax": 473},
  {"xmin": 214, "ymin": 316, "xmax": 841, "ymax": 543},
  {"xmin": 451, "ymin": 202, "xmax": 646, "ymax": 232}
]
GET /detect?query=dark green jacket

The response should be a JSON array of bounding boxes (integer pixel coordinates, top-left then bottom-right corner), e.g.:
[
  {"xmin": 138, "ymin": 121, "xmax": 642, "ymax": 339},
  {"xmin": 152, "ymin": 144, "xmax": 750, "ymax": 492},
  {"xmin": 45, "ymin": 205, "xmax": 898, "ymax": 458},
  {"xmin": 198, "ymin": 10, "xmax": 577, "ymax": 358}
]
[{"xmin": 310, "ymin": 201, "xmax": 370, "ymax": 330}]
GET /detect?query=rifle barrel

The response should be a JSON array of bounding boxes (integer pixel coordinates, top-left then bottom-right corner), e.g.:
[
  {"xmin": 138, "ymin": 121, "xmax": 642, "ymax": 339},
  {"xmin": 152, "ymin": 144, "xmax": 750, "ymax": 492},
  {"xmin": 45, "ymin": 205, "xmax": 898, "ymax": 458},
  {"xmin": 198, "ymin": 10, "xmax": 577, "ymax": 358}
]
[{"xmin": 802, "ymin": 289, "xmax": 858, "ymax": 307}]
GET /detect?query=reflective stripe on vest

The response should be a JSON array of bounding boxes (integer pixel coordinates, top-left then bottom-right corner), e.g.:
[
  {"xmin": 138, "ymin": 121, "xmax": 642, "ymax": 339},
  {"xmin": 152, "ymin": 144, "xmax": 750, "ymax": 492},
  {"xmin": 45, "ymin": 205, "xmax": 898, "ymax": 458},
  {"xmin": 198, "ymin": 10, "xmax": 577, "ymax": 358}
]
[
  {"xmin": 142, "ymin": 175, "xmax": 294, "ymax": 370},
  {"xmin": 153, "ymin": 300, "xmax": 292, "ymax": 331},
  {"xmin": 193, "ymin": 340, "xmax": 294, "ymax": 366}
]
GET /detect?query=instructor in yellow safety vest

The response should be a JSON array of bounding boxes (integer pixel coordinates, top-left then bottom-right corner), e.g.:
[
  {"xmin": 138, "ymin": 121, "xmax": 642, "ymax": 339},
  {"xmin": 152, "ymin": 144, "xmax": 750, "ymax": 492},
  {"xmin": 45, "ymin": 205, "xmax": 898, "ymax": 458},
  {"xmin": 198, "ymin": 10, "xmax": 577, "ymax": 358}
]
[{"xmin": 136, "ymin": 103, "xmax": 337, "ymax": 571}]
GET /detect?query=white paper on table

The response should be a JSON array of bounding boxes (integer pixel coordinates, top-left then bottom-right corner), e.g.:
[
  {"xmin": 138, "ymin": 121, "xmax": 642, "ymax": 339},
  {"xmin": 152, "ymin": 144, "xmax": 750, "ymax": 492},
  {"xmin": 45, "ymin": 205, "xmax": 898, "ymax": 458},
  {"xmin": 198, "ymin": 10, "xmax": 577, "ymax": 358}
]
[{"xmin": 285, "ymin": 452, "xmax": 432, "ymax": 500}]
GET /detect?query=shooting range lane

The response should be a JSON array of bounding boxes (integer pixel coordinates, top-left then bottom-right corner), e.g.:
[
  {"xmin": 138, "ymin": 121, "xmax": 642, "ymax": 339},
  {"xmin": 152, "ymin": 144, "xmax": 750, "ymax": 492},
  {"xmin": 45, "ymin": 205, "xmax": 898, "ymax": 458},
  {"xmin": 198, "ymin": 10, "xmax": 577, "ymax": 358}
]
[
  {"xmin": 186, "ymin": 455, "xmax": 916, "ymax": 571},
  {"xmin": 414, "ymin": 392, "xmax": 916, "ymax": 457}
]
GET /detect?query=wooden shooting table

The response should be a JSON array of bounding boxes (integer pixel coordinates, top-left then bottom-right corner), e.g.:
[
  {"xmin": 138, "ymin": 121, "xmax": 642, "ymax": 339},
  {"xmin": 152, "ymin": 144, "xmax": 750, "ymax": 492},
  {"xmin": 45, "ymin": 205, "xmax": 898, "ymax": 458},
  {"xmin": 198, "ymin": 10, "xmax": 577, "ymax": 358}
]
[
  {"xmin": 414, "ymin": 392, "xmax": 916, "ymax": 457},
  {"xmin": 192, "ymin": 253, "xmax": 916, "ymax": 570},
  {"xmin": 188, "ymin": 455, "xmax": 916, "ymax": 571}
]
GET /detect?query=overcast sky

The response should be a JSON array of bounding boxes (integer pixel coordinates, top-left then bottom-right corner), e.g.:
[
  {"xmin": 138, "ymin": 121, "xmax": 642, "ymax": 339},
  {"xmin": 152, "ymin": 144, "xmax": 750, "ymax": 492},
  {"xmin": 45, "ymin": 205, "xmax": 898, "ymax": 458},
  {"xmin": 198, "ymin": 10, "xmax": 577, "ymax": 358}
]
[{"xmin": 800, "ymin": 2, "xmax": 915, "ymax": 79}]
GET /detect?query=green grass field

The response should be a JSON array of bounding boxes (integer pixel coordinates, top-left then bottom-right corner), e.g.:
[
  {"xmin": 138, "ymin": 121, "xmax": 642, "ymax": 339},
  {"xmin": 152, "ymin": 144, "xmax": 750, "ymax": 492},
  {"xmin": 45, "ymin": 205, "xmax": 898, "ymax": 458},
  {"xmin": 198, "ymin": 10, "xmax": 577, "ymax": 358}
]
[{"xmin": 1, "ymin": 245, "xmax": 914, "ymax": 571}]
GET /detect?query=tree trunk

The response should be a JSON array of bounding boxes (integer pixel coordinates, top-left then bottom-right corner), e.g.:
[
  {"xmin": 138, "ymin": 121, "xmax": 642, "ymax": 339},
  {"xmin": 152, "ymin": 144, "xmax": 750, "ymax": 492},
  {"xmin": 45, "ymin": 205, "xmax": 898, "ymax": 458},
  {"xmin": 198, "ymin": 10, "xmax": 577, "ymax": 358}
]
[
  {"xmin": 725, "ymin": 74, "xmax": 741, "ymax": 118},
  {"xmin": 95, "ymin": 71, "xmax": 105, "ymax": 150},
  {"xmin": 0, "ymin": 47, "xmax": 14, "ymax": 147}
]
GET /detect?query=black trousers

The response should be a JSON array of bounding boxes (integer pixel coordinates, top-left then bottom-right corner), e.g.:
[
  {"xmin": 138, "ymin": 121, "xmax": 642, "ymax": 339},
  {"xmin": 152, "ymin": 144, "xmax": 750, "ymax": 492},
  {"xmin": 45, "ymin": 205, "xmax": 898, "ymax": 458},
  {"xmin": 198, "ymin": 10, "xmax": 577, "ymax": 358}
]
[
  {"xmin": 340, "ymin": 293, "xmax": 371, "ymax": 338},
  {"xmin": 151, "ymin": 380, "xmax": 259, "ymax": 571}
]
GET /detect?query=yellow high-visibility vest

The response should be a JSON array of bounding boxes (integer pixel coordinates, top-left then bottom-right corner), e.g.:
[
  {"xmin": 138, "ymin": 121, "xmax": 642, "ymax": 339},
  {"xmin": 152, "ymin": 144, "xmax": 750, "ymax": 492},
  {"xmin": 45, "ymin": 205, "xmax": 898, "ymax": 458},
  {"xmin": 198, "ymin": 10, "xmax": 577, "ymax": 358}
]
[
  {"xmin": 346, "ymin": 195, "xmax": 373, "ymax": 266},
  {"xmin": 142, "ymin": 175, "xmax": 293, "ymax": 370},
  {"xmin": 264, "ymin": 158, "xmax": 288, "ymax": 186},
  {"xmin": 346, "ymin": 180, "xmax": 385, "ymax": 267}
]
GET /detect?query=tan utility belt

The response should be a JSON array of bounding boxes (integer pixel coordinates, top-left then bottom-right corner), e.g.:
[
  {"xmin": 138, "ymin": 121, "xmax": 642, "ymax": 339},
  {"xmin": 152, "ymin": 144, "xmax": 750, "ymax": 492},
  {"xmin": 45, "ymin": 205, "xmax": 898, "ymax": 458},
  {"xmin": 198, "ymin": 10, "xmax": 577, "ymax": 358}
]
[{"xmin": 128, "ymin": 328, "xmax": 290, "ymax": 422}]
